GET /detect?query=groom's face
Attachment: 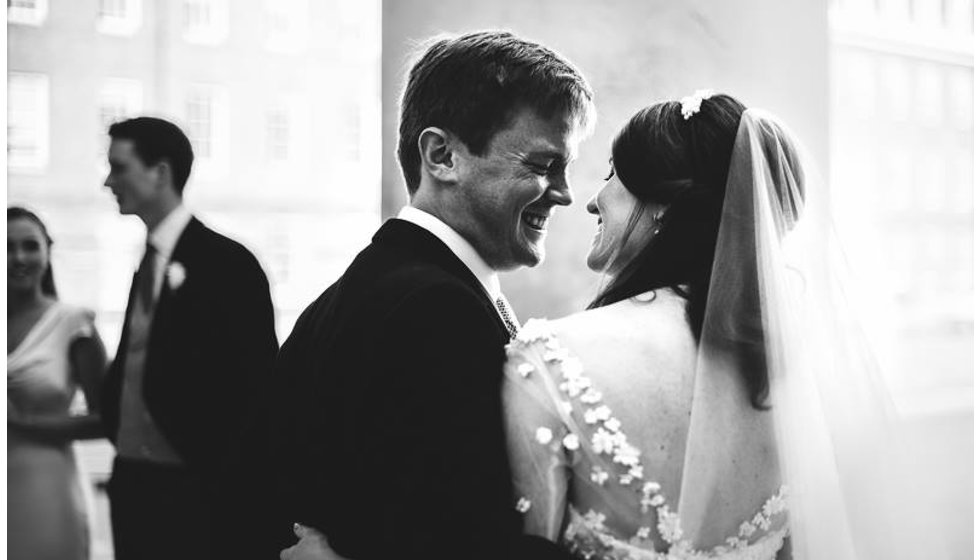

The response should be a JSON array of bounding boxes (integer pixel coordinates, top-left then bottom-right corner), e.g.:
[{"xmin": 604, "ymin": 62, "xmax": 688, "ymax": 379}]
[{"xmin": 453, "ymin": 107, "xmax": 583, "ymax": 271}]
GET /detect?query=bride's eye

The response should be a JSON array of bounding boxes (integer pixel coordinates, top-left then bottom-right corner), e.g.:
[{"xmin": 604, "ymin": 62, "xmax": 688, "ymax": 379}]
[{"xmin": 603, "ymin": 166, "xmax": 615, "ymax": 181}]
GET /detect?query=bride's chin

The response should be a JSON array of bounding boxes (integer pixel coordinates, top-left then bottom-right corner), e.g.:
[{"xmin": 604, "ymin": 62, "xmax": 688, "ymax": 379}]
[{"xmin": 586, "ymin": 247, "xmax": 606, "ymax": 272}]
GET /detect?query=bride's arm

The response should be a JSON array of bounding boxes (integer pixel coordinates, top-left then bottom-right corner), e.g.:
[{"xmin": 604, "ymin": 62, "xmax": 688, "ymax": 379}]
[
  {"xmin": 502, "ymin": 344, "xmax": 570, "ymax": 541},
  {"xmin": 8, "ymin": 332, "xmax": 108, "ymax": 443}
]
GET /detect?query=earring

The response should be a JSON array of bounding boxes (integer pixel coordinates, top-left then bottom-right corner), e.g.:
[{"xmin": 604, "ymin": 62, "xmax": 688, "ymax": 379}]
[{"xmin": 652, "ymin": 209, "xmax": 667, "ymax": 236}]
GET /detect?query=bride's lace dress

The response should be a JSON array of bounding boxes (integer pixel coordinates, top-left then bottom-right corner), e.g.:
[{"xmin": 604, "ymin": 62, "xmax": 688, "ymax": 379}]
[{"xmin": 502, "ymin": 296, "xmax": 787, "ymax": 560}]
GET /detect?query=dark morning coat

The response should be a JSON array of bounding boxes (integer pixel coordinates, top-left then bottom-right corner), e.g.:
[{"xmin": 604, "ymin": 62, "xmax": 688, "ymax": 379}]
[
  {"xmin": 251, "ymin": 218, "xmax": 571, "ymax": 560},
  {"xmin": 101, "ymin": 217, "xmax": 279, "ymax": 482}
]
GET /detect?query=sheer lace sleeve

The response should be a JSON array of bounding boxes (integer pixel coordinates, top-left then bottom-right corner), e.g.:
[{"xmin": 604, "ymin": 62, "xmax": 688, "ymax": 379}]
[{"xmin": 502, "ymin": 320, "xmax": 573, "ymax": 541}]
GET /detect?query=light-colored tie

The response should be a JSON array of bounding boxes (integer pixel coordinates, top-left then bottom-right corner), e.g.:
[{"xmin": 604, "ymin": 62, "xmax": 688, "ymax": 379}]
[{"xmin": 494, "ymin": 295, "xmax": 520, "ymax": 339}]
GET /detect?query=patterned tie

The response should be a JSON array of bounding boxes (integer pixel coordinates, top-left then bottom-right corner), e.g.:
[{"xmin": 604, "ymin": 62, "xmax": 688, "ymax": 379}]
[
  {"xmin": 136, "ymin": 242, "xmax": 157, "ymax": 310},
  {"xmin": 494, "ymin": 295, "xmax": 520, "ymax": 339}
]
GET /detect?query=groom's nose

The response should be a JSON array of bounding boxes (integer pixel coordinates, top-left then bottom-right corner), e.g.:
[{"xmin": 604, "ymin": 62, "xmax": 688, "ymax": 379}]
[{"xmin": 546, "ymin": 176, "xmax": 573, "ymax": 207}]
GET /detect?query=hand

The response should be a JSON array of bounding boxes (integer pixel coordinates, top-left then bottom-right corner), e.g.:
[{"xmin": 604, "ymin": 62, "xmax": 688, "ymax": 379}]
[{"xmin": 280, "ymin": 523, "xmax": 350, "ymax": 560}]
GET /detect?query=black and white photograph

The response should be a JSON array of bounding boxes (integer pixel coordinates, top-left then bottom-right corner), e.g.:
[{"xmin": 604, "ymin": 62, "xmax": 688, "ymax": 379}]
[{"xmin": 6, "ymin": 1, "xmax": 974, "ymax": 559}]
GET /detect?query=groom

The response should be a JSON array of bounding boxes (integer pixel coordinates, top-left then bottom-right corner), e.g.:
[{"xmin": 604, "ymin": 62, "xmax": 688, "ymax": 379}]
[
  {"xmin": 100, "ymin": 117, "xmax": 279, "ymax": 560},
  {"xmin": 254, "ymin": 31, "xmax": 594, "ymax": 560}
]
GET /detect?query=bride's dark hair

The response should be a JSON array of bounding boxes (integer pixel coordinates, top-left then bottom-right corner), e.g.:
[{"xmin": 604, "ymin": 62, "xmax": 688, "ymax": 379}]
[{"xmin": 589, "ymin": 93, "xmax": 775, "ymax": 407}]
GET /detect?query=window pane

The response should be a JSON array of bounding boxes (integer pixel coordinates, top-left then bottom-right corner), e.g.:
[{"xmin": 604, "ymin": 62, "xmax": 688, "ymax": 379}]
[{"xmin": 7, "ymin": 72, "xmax": 49, "ymax": 169}]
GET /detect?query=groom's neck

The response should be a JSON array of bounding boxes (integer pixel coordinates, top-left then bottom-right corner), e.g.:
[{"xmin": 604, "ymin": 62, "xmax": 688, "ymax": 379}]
[{"xmin": 409, "ymin": 193, "xmax": 455, "ymax": 229}]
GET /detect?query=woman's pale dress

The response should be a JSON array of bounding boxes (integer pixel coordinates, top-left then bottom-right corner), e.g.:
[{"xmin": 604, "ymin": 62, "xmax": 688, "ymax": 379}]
[{"xmin": 8, "ymin": 303, "xmax": 97, "ymax": 560}]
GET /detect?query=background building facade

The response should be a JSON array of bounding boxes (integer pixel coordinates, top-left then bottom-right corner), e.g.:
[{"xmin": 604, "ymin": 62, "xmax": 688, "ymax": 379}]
[{"xmin": 9, "ymin": 1, "xmax": 381, "ymax": 557}]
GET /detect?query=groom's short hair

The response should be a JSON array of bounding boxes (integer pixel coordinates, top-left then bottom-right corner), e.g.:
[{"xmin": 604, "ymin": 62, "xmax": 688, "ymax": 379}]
[
  {"xmin": 108, "ymin": 116, "xmax": 195, "ymax": 194},
  {"xmin": 398, "ymin": 30, "xmax": 595, "ymax": 195}
]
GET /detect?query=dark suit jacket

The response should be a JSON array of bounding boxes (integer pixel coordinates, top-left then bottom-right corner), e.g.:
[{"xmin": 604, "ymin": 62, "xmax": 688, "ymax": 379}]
[
  {"xmin": 250, "ymin": 219, "xmax": 570, "ymax": 560},
  {"xmin": 101, "ymin": 217, "xmax": 279, "ymax": 482}
]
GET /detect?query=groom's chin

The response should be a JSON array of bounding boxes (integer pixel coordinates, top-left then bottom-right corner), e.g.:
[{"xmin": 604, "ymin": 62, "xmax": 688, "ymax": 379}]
[{"xmin": 515, "ymin": 247, "xmax": 546, "ymax": 270}]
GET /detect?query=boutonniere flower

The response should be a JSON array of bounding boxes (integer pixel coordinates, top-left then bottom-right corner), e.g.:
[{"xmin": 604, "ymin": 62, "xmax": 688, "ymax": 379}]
[{"xmin": 166, "ymin": 261, "xmax": 187, "ymax": 291}]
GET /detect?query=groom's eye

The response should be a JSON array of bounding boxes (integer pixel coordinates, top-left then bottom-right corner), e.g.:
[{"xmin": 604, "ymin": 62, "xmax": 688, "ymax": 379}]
[
  {"xmin": 526, "ymin": 159, "xmax": 566, "ymax": 178},
  {"xmin": 526, "ymin": 162, "xmax": 551, "ymax": 176}
]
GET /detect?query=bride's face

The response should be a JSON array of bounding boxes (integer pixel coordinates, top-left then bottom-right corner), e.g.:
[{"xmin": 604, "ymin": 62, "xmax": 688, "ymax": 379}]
[
  {"xmin": 586, "ymin": 167, "xmax": 662, "ymax": 273},
  {"xmin": 7, "ymin": 218, "xmax": 49, "ymax": 295}
]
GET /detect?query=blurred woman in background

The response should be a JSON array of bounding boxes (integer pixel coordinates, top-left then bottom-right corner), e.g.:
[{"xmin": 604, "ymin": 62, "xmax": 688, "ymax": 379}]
[{"xmin": 8, "ymin": 206, "xmax": 108, "ymax": 560}]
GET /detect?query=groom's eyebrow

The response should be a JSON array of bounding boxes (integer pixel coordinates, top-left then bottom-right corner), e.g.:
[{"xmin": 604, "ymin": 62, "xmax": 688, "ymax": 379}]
[{"xmin": 527, "ymin": 148, "xmax": 574, "ymax": 165}]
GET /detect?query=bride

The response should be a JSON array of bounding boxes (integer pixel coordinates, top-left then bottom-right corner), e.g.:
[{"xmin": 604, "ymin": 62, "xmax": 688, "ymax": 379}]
[
  {"xmin": 283, "ymin": 92, "xmax": 945, "ymax": 560},
  {"xmin": 503, "ymin": 91, "xmax": 790, "ymax": 559}
]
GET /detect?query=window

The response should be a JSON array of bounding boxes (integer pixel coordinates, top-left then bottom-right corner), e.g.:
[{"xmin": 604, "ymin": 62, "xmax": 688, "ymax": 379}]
[
  {"xmin": 185, "ymin": 84, "xmax": 230, "ymax": 179},
  {"xmin": 98, "ymin": 78, "xmax": 143, "ymax": 161},
  {"xmin": 339, "ymin": 98, "xmax": 362, "ymax": 163},
  {"xmin": 914, "ymin": 62, "xmax": 944, "ymax": 126},
  {"xmin": 881, "ymin": 57, "xmax": 911, "ymax": 121},
  {"xmin": 97, "ymin": 0, "xmax": 142, "ymax": 36},
  {"xmin": 8, "ymin": 72, "xmax": 50, "ymax": 171},
  {"xmin": 882, "ymin": 148, "xmax": 912, "ymax": 212},
  {"xmin": 183, "ymin": 0, "xmax": 229, "ymax": 45},
  {"xmin": 8, "ymin": 0, "xmax": 47, "ymax": 26},
  {"xmin": 187, "ymin": 90, "xmax": 214, "ymax": 158},
  {"xmin": 837, "ymin": 0, "xmax": 877, "ymax": 19},
  {"xmin": 266, "ymin": 106, "xmax": 291, "ymax": 162},
  {"xmin": 955, "ymin": 234, "xmax": 972, "ymax": 292},
  {"xmin": 917, "ymin": 151, "xmax": 947, "ymax": 212},
  {"xmin": 265, "ymin": 96, "xmax": 311, "ymax": 174},
  {"xmin": 264, "ymin": 0, "xmax": 309, "ymax": 53},
  {"xmin": 953, "ymin": 150, "xmax": 973, "ymax": 210},
  {"xmin": 879, "ymin": 0, "xmax": 910, "ymax": 23},
  {"xmin": 842, "ymin": 52, "xmax": 877, "ymax": 119},
  {"xmin": 948, "ymin": 67, "xmax": 973, "ymax": 129},
  {"xmin": 946, "ymin": 0, "xmax": 973, "ymax": 34},
  {"xmin": 98, "ymin": 79, "xmax": 143, "ymax": 130},
  {"xmin": 911, "ymin": 0, "xmax": 944, "ymax": 29}
]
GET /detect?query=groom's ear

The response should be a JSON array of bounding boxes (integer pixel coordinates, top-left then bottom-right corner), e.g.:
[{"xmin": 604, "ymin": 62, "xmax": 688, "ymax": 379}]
[{"xmin": 418, "ymin": 127, "xmax": 460, "ymax": 184}]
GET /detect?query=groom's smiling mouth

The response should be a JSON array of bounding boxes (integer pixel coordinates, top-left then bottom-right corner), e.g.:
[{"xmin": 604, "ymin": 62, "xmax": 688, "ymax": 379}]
[{"xmin": 521, "ymin": 211, "xmax": 550, "ymax": 231}]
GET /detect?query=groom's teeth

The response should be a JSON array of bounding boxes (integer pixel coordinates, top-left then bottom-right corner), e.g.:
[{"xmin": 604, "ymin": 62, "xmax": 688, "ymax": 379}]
[{"xmin": 523, "ymin": 214, "xmax": 548, "ymax": 230}]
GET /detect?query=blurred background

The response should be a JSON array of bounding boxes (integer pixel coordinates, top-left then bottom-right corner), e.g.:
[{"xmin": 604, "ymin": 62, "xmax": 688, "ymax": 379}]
[{"xmin": 6, "ymin": 0, "xmax": 973, "ymax": 558}]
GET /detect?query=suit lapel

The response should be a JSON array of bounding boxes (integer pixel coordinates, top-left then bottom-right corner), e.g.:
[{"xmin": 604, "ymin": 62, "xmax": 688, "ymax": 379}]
[
  {"xmin": 373, "ymin": 219, "xmax": 511, "ymax": 342},
  {"xmin": 145, "ymin": 218, "xmax": 204, "ymax": 380},
  {"xmin": 151, "ymin": 217, "xmax": 203, "ymax": 318}
]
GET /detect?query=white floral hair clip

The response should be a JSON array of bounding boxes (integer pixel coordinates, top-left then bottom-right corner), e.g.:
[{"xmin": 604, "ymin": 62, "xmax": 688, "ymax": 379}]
[{"xmin": 680, "ymin": 89, "xmax": 714, "ymax": 120}]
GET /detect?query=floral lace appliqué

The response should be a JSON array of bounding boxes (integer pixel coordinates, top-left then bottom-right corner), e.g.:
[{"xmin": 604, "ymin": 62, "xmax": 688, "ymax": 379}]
[{"xmin": 510, "ymin": 319, "xmax": 790, "ymax": 560}]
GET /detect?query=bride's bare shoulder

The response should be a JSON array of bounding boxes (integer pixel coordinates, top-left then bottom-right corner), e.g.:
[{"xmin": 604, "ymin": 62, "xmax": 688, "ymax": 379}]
[
  {"xmin": 544, "ymin": 289, "xmax": 697, "ymax": 421},
  {"xmin": 548, "ymin": 288, "xmax": 692, "ymax": 347}
]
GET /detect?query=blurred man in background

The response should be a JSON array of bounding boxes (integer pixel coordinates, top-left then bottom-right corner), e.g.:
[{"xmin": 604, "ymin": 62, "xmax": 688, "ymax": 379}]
[{"xmin": 100, "ymin": 116, "xmax": 278, "ymax": 560}]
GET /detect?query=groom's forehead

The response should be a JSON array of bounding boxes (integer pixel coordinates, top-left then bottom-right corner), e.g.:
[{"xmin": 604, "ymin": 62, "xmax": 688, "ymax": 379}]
[{"xmin": 490, "ymin": 114, "xmax": 583, "ymax": 160}]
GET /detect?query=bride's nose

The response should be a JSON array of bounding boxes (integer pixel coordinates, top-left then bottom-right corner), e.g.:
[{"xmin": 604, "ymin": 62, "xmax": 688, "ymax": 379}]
[{"xmin": 586, "ymin": 194, "xmax": 599, "ymax": 215}]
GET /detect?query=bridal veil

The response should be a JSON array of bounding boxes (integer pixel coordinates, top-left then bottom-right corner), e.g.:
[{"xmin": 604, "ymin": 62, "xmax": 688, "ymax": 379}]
[{"xmin": 677, "ymin": 109, "xmax": 947, "ymax": 559}]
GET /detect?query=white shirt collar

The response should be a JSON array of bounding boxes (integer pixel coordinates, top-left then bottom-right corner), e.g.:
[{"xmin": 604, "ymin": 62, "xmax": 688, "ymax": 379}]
[
  {"xmin": 396, "ymin": 206, "xmax": 501, "ymax": 300},
  {"xmin": 148, "ymin": 204, "xmax": 193, "ymax": 259}
]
